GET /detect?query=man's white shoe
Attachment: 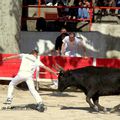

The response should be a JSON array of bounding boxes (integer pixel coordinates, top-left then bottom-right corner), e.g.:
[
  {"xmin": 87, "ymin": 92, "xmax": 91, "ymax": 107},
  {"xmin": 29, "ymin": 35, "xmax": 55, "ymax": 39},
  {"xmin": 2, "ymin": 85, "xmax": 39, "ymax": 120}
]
[
  {"xmin": 54, "ymin": 3, "xmax": 58, "ymax": 6},
  {"xmin": 36, "ymin": 103, "xmax": 47, "ymax": 112},
  {"xmin": 46, "ymin": 2, "xmax": 53, "ymax": 6},
  {"xmin": 4, "ymin": 98, "xmax": 12, "ymax": 104}
]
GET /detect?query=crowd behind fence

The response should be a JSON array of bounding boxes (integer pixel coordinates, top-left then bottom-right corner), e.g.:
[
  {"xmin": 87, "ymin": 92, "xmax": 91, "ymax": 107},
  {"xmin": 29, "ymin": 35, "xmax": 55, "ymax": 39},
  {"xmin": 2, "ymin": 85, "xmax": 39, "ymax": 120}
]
[{"xmin": 21, "ymin": 0, "xmax": 120, "ymax": 32}]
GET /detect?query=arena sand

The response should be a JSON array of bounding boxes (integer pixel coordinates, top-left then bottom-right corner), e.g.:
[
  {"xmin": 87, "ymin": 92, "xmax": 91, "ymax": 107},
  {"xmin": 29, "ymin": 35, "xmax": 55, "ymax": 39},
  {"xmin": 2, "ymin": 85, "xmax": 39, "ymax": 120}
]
[{"xmin": 0, "ymin": 84, "xmax": 119, "ymax": 120}]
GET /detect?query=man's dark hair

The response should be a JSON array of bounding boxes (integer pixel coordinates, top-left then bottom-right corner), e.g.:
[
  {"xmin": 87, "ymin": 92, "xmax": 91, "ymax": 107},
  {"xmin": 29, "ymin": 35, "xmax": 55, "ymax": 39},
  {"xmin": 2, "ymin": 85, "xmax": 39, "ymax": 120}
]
[
  {"xmin": 30, "ymin": 49, "xmax": 39, "ymax": 54},
  {"xmin": 69, "ymin": 32, "xmax": 75, "ymax": 37}
]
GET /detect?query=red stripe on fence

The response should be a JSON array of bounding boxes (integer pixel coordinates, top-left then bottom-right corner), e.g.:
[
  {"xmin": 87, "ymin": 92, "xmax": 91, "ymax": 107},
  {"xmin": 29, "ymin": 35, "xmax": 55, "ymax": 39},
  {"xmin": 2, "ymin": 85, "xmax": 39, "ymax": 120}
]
[{"xmin": 0, "ymin": 54, "xmax": 120, "ymax": 79}]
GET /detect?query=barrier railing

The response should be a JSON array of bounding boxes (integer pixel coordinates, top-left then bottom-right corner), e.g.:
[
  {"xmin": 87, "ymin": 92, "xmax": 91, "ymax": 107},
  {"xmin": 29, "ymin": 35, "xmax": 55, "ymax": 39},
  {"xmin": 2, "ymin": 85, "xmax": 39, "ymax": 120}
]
[
  {"xmin": 94, "ymin": 6, "xmax": 120, "ymax": 15},
  {"xmin": 1, "ymin": 54, "xmax": 120, "ymax": 81},
  {"xmin": 21, "ymin": 2, "xmax": 120, "ymax": 31},
  {"xmin": 22, "ymin": 4, "xmax": 93, "ymax": 31},
  {"xmin": 94, "ymin": 6, "xmax": 120, "ymax": 10}
]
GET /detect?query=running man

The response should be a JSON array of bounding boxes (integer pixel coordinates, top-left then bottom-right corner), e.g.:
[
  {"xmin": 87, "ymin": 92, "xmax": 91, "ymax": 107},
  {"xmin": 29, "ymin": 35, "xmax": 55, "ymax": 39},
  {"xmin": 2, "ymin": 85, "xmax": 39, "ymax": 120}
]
[{"xmin": 2, "ymin": 49, "xmax": 57, "ymax": 112}]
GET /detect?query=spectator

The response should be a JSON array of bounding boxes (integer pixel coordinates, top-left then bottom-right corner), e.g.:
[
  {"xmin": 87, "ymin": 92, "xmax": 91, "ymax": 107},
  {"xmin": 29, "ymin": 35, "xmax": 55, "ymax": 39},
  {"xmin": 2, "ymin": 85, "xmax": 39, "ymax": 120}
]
[
  {"xmin": 46, "ymin": 0, "xmax": 67, "ymax": 6},
  {"xmin": 78, "ymin": 0, "xmax": 90, "ymax": 19},
  {"xmin": 53, "ymin": 0, "xmax": 67, "ymax": 5},
  {"xmin": 46, "ymin": 0, "xmax": 53, "ymax": 6},
  {"xmin": 36, "ymin": 17, "xmax": 47, "ymax": 31},
  {"xmin": 95, "ymin": 0, "xmax": 104, "ymax": 6},
  {"xmin": 41, "ymin": 0, "xmax": 46, "ymax": 4},
  {"xmin": 96, "ymin": 0, "xmax": 109, "ymax": 16},
  {"xmin": 61, "ymin": 32, "xmax": 87, "ymax": 57},
  {"xmin": 116, "ymin": 0, "xmax": 120, "ymax": 17},
  {"xmin": 109, "ymin": 0, "xmax": 116, "ymax": 16},
  {"xmin": 57, "ymin": 0, "xmax": 66, "ymax": 17},
  {"xmin": 77, "ymin": 0, "xmax": 83, "ymax": 19},
  {"xmin": 67, "ymin": 0, "xmax": 78, "ymax": 19},
  {"xmin": 55, "ymin": 28, "xmax": 68, "ymax": 55}
]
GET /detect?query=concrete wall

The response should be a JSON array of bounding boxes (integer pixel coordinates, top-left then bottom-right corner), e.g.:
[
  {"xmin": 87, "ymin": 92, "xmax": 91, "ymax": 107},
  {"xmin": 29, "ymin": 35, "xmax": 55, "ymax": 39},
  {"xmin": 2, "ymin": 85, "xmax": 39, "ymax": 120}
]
[
  {"xmin": 91, "ymin": 23, "xmax": 120, "ymax": 58},
  {"xmin": 91, "ymin": 23, "xmax": 120, "ymax": 37},
  {"xmin": 20, "ymin": 31, "xmax": 120, "ymax": 58},
  {"xmin": 0, "ymin": 0, "xmax": 22, "ymax": 53}
]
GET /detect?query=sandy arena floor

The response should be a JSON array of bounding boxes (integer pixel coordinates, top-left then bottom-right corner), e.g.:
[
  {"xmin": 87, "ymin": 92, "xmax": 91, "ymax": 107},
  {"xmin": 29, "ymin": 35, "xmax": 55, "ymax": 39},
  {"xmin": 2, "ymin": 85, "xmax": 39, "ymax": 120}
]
[{"xmin": 0, "ymin": 84, "xmax": 119, "ymax": 120}]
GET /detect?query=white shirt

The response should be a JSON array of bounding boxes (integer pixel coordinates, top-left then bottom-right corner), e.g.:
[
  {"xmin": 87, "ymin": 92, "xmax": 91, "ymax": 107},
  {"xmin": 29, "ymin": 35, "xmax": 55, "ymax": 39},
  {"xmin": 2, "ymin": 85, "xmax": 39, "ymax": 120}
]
[
  {"xmin": 18, "ymin": 54, "xmax": 44, "ymax": 76},
  {"xmin": 62, "ymin": 36, "xmax": 83, "ymax": 56}
]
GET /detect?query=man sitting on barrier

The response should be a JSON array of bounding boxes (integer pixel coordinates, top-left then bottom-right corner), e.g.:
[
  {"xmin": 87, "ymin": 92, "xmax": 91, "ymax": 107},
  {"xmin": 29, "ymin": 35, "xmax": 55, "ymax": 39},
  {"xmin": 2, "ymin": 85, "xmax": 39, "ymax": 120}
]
[{"xmin": 61, "ymin": 32, "xmax": 87, "ymax": 57}]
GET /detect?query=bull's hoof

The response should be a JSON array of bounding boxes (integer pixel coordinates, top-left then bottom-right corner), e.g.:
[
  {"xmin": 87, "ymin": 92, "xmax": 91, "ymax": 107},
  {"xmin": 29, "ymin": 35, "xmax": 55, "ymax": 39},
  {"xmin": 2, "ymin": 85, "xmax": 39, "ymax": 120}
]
[
  {"xmin": 93, "ymin": 105, "xmax": 99, "ymax": 112},
  {"xmin": 110, "ymin": 108, "xmax": 116, "ymax": 113},
  {"xmin": 110, "ymin": 104, "xmax": 120, "ymax": 113},
  {"xmin": 103, "ymin": 108, "xmax": 108, "ymax": 113}
]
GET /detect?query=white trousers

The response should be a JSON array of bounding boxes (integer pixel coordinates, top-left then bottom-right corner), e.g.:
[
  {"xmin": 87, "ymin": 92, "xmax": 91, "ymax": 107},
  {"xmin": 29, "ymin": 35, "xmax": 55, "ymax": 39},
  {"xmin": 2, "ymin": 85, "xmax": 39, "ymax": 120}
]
[
  {"xmin": 65, "ymin": 51, "xmax": 81, "ymax": 57},
  {"xmin": 7, "ymin": 74, "xmax": 42, "ymax": 104}
]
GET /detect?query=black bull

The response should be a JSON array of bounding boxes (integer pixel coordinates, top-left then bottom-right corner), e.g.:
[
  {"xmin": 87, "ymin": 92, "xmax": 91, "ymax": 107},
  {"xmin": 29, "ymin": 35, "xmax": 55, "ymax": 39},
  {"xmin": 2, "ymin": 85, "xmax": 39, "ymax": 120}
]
[{"xmin": 57, "ymin": 66, "xmax": 120, "ymax": 112}]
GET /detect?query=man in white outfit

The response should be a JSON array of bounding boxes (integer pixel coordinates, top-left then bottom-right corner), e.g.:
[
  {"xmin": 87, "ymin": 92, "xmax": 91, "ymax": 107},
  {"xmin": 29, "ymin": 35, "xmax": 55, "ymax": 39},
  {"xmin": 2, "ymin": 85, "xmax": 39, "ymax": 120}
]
[
  {"xmin": 61, "ymin": 32, "xmax": 87, "ymax": 57},
  {"xmin": 3, "ymin": 49, "xmax": 57, "ymax": 112}
]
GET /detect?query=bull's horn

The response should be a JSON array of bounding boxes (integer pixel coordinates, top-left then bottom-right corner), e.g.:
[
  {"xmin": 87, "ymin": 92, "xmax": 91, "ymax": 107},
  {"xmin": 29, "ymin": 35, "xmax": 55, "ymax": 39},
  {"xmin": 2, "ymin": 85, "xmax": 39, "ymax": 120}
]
[{"xmin": 56, "ymin": 63, "xmax": 65, "ymax": 71}]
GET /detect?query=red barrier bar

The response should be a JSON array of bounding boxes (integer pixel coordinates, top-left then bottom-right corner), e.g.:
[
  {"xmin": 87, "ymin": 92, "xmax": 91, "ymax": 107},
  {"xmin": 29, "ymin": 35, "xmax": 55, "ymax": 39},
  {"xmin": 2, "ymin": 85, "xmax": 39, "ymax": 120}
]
[
  {"xmin": 94, "ymin": 6, "xmax": 120, "ymax": 10},
  {"xmin": 96, "ymin": 58, "xmax": 120, "ymax": 68},
  {"xmin": 0, "ymin": 54, "xmax": 21, "ymax": 77},
  {"xmin": 0, "ymin": 54, "xmax": 93, "ymax": 79},
  {"xmin": 22, "ymin": 5, "xmax": 92, "ymax": 9},
  {"xmin": 1, "ymin": 54, "xmax": 120, "ymax": 79},
  {"xmin": 39, "ymin": 56, "xmax": 93, "ymax": 79},
  {"xmin": 21, "ymin": 16, "xmax": 91, "ymax": 21},
  {"xmin": 22, "ymin": 5, "xmax": 120, "ymax": 10}
]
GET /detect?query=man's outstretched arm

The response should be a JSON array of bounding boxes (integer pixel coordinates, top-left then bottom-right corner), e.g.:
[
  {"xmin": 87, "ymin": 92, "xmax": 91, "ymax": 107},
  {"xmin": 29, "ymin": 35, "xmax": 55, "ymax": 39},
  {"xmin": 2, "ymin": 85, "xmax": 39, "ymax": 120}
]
[
  {"xmin": 3, "ymin": 55, "xmax": 20, "ymax": 61},
  {"xmin": 41, "ymin": 65, "xmax": 57, "ymax": 77}
]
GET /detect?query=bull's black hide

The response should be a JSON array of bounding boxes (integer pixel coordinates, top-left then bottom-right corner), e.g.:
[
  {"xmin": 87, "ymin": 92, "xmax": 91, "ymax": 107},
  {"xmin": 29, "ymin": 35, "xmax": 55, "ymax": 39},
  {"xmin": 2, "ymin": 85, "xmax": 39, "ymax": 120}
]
[{"xmin": 58, "ymin": 66, "xmax": 120, "ymax": 112}]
